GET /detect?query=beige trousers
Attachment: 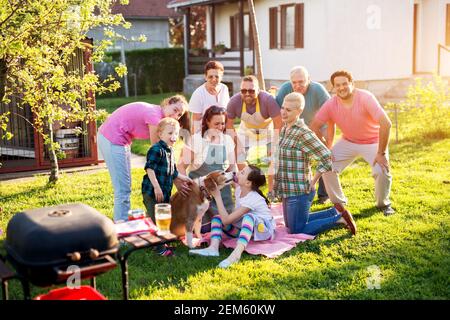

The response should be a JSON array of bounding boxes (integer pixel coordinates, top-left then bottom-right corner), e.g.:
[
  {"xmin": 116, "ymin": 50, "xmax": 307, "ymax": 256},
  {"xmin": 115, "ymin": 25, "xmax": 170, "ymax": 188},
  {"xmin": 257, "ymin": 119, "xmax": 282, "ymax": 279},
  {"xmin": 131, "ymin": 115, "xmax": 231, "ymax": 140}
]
[{"xmin": 322, "ymin": 138, "xmax": 392, "ymax": 208}]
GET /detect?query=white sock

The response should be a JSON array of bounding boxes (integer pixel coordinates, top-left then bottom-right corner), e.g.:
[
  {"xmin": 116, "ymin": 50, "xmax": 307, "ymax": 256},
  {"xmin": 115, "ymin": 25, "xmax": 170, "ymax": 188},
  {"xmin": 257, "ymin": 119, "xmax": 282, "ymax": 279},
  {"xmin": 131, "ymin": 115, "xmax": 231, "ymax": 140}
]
[
  {"xmin": 218, "ymin": 243, "xmax": 245, "ymax": 268},
  {"xmin": 189, "ymin": 239, "xmax": 220, "ymax": 257}
]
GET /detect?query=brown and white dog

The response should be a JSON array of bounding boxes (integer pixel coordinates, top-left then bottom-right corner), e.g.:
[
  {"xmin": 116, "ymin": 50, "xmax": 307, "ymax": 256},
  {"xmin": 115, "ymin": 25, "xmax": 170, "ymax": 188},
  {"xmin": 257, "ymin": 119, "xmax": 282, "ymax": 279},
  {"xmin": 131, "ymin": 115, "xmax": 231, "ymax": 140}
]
[{"xmin": 170, "ymin": 170, "xmax": 235, "ymax": 248}]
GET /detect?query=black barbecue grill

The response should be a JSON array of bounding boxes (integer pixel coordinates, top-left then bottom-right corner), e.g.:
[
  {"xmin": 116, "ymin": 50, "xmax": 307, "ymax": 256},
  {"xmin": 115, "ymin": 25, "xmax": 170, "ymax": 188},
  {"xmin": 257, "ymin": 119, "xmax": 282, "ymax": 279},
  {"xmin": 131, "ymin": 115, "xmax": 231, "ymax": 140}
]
[{"xmin": 1, "ymin": 203, "xmax": 119, "ymax": 299}]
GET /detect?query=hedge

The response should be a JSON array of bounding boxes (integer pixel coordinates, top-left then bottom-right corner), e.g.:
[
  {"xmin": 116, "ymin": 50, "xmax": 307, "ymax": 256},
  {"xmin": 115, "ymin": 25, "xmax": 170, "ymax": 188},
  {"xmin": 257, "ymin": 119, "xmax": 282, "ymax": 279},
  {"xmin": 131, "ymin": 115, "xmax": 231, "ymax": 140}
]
[{"xmin": 95, "ymin": 47, "xmax": 185, "ymax": 97}]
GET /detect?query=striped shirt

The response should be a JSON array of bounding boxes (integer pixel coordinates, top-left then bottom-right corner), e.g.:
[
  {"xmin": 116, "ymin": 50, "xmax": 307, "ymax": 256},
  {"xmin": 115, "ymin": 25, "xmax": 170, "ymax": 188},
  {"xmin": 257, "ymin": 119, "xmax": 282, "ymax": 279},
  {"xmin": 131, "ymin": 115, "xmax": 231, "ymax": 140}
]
[{"xmin": 274, "ymin": 118, "xmax": 332, "ymax": 198}]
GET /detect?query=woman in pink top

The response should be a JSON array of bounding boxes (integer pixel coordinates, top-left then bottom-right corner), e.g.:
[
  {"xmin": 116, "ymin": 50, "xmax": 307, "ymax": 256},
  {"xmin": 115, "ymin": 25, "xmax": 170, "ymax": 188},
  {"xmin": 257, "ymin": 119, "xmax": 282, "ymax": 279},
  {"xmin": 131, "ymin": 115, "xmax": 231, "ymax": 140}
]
[{"xmin": 98, "ymin": 95, "xmax": 189, "ymax": 221}]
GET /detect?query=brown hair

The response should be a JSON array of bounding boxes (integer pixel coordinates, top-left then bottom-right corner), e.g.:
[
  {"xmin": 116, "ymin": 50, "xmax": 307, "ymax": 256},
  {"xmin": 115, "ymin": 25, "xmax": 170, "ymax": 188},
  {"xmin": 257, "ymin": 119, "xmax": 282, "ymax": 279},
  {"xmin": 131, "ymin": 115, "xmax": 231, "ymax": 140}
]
[
  {"xmin": 247, "ymin": 164, "xmax": 270, "ymax": 205},
  {"xmin": 201, "ymin": 105, "xmax": 227, "ymax": 137},
  {"xmin": 204, "ymin": 60, "xmax": 224, "ymax": 74},
  {"xmin": 242, "ymin": 75, "xmax": 259, "ymax": 86},
  {"xmin": 160, "ymin": 94, "xmax": 190, "ymax": 132},
  {"xmin": 330, "ymin": 70, "xmax": 353, "ymax": 86}
]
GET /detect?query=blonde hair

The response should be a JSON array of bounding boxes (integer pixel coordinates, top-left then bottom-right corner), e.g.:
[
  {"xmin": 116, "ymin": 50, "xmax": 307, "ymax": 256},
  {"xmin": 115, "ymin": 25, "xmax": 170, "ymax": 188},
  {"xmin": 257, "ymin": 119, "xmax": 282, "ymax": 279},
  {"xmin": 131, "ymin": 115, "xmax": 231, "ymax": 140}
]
[
  {"xmin": 157, "ymin": 117, "xmax": 180, "ymax": 135},
  {"xmin": 283, "ymin": 92, "xmax": 305, "ymax": 110}
]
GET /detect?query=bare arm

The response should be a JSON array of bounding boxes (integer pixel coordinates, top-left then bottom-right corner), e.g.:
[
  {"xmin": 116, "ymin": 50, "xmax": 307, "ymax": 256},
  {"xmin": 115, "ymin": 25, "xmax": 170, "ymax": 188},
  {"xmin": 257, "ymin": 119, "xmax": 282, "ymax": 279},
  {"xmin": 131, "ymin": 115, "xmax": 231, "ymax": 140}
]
[
  {"xmin": 148, "ymin": 125, "xmax": 159, "ymax": 144},
  {"xmin": 310, "ymin": 118, "xmax": 327, "ymax": 145},
  {"xmin": 146, "ymin": 168, "xmax": 163, "ymax": 202},
  {"xmin": 177, "ymin": 144, "xmax": 194, "ymax": 176},
  {"xmin": 191, "ymin": 113, "xmax": 203, "ymax": 134},
  {"xmin": 325, "ymin": 121, "xmax": 336, "ymax": 149},
  {"xmin": 212, "ymin": 188, "xmax": 250, "ymax": 225},
  {"xmin": 373, "ymin": 113, "xmax": 392, "ymax": 171}
]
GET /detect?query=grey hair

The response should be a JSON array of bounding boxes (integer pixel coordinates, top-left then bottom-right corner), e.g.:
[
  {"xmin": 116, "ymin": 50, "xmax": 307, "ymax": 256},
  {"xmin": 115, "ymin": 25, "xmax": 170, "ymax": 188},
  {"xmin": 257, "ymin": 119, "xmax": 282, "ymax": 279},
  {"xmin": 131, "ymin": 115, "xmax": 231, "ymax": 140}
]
[{"xmin": 289, "ymin": 66, "xmax": 309, "ymax": 80}]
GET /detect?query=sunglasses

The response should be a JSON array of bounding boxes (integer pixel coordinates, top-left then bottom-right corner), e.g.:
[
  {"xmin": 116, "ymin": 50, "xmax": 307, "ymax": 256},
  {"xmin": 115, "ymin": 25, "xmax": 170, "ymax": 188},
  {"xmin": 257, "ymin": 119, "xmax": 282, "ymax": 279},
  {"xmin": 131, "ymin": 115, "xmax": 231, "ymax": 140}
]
[{"xmin": 240, "ymin": 89, "xmax": 256, "ymax": 95}]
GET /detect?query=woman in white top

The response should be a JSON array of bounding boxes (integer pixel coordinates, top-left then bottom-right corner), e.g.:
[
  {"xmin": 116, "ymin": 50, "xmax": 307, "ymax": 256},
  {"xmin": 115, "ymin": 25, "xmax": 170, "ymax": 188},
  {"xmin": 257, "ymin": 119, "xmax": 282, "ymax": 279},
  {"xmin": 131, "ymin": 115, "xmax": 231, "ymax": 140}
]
[
  {"xmin": 189, "ymin": 61, "xmax": 230, "ymax": 133},
  {"xmin": 178, "ymin": 106, "xmax": 236, "ymax": 232},
  {"xmin": 189, "ymin": 164, "xmax": 276, "ymax": 269}
]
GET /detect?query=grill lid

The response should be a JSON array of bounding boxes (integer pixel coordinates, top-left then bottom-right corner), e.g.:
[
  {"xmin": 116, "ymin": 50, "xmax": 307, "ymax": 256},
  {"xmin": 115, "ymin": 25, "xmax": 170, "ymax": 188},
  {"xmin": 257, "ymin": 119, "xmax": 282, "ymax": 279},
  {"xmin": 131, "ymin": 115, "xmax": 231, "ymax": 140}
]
[{"xmin": 5, "ymin": 203, "xmax": 118, "ymax": 267}]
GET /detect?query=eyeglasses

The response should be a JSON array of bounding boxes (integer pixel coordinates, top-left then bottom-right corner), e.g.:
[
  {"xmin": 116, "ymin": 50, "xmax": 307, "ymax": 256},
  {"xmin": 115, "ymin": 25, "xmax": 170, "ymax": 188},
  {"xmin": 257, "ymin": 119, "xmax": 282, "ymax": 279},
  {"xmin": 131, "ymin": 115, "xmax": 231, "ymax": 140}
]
[{"xmin": 240, "ymin": 89, "xmax": 256, "ymax": 95}]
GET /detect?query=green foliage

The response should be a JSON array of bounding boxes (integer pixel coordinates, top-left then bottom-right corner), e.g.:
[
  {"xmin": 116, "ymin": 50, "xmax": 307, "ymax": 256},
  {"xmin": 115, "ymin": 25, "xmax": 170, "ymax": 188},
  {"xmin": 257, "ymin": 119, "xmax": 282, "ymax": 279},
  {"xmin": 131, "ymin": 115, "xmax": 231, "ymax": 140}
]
[
  {"xmin": 96, "ymin": 48, "xmax": 185, "ymax": 98},
  {"xmin": 385, "ymin": 75, "xmax": 450, "ymax": 141},
  {"xmin": 0, "ymin": 0, "xmax": 131, "ymax": 182}
]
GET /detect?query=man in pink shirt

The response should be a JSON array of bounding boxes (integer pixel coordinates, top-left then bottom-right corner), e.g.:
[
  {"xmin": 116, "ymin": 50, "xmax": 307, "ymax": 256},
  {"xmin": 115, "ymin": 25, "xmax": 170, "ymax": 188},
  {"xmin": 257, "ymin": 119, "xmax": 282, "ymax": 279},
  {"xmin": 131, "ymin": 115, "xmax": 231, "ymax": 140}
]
[{"xmin": 310, "ymin": 70, "xmax": 394, "ymax": 216}]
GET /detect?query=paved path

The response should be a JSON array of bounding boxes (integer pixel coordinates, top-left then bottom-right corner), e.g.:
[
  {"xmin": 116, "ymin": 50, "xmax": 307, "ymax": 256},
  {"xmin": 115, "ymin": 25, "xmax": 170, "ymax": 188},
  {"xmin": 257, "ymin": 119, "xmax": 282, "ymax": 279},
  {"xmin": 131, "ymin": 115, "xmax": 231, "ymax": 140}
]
[{"xmin": 1, "ymin": 152, "xmax": 147, "ymax": 182}]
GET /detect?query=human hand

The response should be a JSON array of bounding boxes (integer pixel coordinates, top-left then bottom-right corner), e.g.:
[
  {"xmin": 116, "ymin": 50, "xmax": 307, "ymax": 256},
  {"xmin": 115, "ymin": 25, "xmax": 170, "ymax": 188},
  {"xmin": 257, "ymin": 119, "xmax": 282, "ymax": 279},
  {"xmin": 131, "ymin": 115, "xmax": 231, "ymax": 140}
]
[
  {"xmin": 210, "ymin": 185, "xmax": 221, "ymax": 199},
  {"xmin": 174, "ymin": 178, "xmax": 191, "ymax": 197},
  {"xmin": 154, "ymin": 187, "xmax": 164, "ymax": 203},
  {"xmin": 373, "ymin": 153, "xmax": 390, "ymax": 173},
  {"xmin": 178, "ymin": 175, "xmax": 193, "ymax": 184}
]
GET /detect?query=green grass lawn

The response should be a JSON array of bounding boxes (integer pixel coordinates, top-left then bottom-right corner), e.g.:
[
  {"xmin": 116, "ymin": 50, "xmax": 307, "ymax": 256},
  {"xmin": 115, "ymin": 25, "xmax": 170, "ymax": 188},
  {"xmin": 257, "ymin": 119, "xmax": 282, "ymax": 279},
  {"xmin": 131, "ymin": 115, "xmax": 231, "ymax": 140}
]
[{"xmin": 1, "ymin": 100, "xmax": 449, "ymax": 300}]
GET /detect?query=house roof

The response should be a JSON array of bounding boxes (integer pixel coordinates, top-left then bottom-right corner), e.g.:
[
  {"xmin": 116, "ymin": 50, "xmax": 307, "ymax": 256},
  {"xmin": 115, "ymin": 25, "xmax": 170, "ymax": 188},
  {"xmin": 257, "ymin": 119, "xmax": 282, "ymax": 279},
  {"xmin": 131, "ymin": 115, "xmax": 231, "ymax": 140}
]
[
  {"xmin": 167, "ymin": 0, "xmax": 229, "ymax": 9},
  {"xmin": 112, "ymin": 0, "xmax": 180, "ymax": 18}
]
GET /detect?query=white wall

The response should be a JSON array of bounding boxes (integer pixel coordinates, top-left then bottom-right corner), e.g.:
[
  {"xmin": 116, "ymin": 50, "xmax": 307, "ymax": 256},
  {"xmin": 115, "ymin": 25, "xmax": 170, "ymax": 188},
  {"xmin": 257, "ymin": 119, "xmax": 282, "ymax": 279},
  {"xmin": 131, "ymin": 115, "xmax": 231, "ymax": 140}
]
[
  {"xmin": 209, "ymin": 0, "xmax": 416, "ymax": 82},
  {"xmin": 418, "ymin": 0, "xmax": 450, "ymax": 75},
  {"xmin": 88, "ymin": 19, "xmax": 170, "ymax": 50}
]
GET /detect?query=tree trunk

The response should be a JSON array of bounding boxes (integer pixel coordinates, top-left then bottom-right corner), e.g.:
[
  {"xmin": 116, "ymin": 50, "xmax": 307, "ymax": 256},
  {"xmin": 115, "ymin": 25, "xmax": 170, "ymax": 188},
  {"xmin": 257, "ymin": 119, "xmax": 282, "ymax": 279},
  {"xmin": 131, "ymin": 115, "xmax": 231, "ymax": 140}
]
[
  {"xmin": 46, "ymin": 119, "xmax": 59, "ymax": 184},
  {"xmin": 0, "ymin": 58, "xmax": 7, "ymax": 100},
  {"xmin": 247, "ymin": 0, "xmax": 265, "ymax": 90}
]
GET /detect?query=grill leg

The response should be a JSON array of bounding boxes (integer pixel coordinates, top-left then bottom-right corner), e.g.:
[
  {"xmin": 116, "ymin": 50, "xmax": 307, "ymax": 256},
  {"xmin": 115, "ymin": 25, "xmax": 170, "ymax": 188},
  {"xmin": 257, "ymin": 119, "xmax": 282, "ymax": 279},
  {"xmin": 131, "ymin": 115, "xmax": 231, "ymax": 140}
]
[
  {"xmin": 90, "ymin": 277, "xmax": 96, "ymax": 289},
  {"xmin": 120, "ymin": 258, "xmax": 129, "ymax": 300},
  {"xmin": 20, "ymin": 279, "xmax": 31, "ymax": 300},
  {"xmin": 1, "ymin": 280, "xmax": 8, "ymax": 301},
  {"xmin": 91, "ymin": 277, "xmax": 97, "ymax": 289}
]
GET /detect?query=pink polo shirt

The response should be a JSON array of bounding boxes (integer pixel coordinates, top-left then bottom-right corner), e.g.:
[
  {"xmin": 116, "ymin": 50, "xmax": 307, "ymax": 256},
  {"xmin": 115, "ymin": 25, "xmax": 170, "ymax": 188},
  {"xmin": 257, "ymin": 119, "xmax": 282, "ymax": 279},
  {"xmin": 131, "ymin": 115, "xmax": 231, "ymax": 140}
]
[
  {"xmin": 314, "ymin": 89, "xmax": 386, "ymax": 144},
  {"xmin": 99, "ymin": 102, "xmax": 164, "ymax": 146}
]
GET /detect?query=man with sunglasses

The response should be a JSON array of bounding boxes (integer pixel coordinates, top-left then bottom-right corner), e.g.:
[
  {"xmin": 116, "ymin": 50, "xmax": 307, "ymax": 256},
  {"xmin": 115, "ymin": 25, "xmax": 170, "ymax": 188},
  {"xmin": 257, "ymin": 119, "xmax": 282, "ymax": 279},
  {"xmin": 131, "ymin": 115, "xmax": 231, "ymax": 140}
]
[
  {"xmin": 226, "ymin": 75, "xmax": 282, "ymax": 196},
  {"xmin": 275, "ymin": 66, "xmax": 332, "ymax": 204}
]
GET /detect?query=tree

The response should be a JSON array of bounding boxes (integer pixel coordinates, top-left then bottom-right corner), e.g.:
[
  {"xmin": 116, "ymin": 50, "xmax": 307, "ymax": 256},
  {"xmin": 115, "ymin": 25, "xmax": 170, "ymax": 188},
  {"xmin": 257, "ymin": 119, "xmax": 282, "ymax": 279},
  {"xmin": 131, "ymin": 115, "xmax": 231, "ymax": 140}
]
[
  {"xmin": 247, "ymin": 0, "xmax": 265, "ymax": 90},
  {"xmin": 169, "ymin": 6, "xmax": 206, "ymax": 49},
  {"xmin": 0, "ymin": 0, "xmax": 130, "ymax": 183}
]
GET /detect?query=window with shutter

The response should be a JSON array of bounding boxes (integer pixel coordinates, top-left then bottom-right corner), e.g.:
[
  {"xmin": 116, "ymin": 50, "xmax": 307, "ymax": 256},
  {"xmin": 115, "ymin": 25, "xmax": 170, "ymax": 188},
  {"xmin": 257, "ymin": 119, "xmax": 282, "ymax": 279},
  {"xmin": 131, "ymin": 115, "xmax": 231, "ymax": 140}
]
[
  {"xmin": 269, "ymin": 7, "xmax": 278, "ymax": 49},
  {"xmin": 295, "ymin": 3, "xmax": 304, "ymax": 48},
  {"xmin": 230, "ymin": 13, "xmax": 252, "ymax": 50},
  {"xmin": 230, "ymin": 16, "xmax": 237, "ymax": 49}
]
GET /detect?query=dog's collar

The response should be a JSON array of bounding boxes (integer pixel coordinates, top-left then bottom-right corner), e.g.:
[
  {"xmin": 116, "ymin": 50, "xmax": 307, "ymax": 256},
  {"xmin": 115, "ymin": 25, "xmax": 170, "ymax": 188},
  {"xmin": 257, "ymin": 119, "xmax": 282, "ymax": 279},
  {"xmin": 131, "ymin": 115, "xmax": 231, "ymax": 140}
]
[{"xmin": 200, "ymin": 185, "xmax": 213, "ymax": 201}]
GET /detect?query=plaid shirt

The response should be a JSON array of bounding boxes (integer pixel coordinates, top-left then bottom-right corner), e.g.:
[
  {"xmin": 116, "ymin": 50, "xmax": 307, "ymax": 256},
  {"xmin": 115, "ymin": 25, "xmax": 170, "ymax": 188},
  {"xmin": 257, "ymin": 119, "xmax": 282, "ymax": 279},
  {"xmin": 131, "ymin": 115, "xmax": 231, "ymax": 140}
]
[
  {"xmin": 142, "ymin": 140, "xmax": 178, "ymax": 202},
  {"xmin": 274, "ymin": 118, "xmax": 332, "ymax": 198}
]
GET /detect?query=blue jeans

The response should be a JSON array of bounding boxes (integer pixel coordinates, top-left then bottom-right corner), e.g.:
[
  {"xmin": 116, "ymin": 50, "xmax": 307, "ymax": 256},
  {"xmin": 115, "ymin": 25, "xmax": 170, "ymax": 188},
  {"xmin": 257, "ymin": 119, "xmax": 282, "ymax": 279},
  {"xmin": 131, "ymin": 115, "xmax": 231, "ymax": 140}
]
[
  {"xmin": 98, "ymin": 133, "xmax": 131, "ymax": 222},
  {"xmin": 282, "ymin": 190, "xmax": 341, "ymax": 235},
  {"xmin": 317, "ymin": 177, "xmax": 328, "ymax": 199}
]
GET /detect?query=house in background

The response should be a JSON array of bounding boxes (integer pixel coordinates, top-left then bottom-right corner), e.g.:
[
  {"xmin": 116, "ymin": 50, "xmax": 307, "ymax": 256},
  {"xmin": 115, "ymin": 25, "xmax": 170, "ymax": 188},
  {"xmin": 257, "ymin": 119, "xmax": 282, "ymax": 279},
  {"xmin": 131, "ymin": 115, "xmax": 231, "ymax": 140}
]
[
  {"xmin": 89, "ymin": 0, "xmax": 180, "ymax": 50},
  {"xmin": 168, "ymin": 0, "xmax": 450, "ymax": 103}
]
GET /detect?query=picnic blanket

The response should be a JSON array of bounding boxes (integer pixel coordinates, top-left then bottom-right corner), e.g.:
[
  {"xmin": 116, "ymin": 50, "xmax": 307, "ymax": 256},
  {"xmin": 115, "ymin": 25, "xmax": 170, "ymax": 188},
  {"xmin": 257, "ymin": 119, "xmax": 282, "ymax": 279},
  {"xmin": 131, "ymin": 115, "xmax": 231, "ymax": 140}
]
[{"xmin": 184, "ymin": 203, "xmax": 315, "ymax": 258}]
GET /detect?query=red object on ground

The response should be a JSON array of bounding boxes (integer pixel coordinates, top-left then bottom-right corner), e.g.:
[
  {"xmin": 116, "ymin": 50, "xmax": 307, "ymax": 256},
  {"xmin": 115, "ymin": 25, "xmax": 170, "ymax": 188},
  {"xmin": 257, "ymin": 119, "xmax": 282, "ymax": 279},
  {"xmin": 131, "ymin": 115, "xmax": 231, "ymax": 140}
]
[{"xmin": 34, "ymin": 286, "xmax": 107, "ymax": 300}]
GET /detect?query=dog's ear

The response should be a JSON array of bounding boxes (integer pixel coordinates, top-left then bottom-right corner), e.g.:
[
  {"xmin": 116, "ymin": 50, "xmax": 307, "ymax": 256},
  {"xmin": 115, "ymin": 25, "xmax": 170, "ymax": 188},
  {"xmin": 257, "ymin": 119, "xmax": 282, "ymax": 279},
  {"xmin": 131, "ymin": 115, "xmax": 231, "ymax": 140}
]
[{"xmin": 204, "ymin": 177, "xmax": 217, "ymax": 192}]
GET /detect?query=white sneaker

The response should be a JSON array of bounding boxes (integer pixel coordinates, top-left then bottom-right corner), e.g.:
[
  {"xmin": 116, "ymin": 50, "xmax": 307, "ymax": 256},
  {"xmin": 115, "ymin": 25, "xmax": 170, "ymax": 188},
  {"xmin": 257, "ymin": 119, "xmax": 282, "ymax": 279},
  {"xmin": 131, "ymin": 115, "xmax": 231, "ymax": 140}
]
[
  {"xmin": 189, "ymin": 248, "xmax": 219, "ymax": 257},
  {"xmin": 218, "ymin": 258, "xmax": 236, "ymax": 268}
]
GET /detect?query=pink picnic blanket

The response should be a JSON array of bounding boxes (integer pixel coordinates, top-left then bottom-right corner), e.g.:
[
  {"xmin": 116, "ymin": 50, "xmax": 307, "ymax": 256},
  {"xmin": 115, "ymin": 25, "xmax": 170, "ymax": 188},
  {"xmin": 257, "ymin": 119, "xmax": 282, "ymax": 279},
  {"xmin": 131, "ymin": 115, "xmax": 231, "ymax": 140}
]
[{"xmin": 184, "ymin": 203, "xmax": 315, "ymax": 258}]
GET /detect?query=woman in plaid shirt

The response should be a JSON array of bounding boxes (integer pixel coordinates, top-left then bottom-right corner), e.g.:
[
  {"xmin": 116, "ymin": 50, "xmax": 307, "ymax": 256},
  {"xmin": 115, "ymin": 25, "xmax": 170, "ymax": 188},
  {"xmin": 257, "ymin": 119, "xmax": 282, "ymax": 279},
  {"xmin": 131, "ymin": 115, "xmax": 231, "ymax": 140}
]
[{"xmin": 274, "ymin": 92, "xmax": 356, "ymax": 236}]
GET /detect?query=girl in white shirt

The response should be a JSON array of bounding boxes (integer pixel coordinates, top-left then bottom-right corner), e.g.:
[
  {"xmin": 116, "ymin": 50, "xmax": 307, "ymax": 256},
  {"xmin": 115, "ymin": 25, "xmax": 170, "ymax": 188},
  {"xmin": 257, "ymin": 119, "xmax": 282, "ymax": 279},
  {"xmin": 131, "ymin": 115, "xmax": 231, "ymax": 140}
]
[{"xmin": 189, "ymin": 165, "xmax": 276, "ymax": 268}]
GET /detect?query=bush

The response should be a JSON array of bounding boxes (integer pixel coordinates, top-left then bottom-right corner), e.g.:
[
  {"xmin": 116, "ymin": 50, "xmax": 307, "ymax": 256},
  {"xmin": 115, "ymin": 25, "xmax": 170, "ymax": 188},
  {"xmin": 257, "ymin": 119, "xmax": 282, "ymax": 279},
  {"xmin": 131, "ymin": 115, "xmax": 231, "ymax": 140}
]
[
  {"xmin": 95, "ymin": 48, "xmax": 185, "ymax": 98},
  {"xmin": 385, "ymin": 75, "xmax": 450, "ymax": 141}
]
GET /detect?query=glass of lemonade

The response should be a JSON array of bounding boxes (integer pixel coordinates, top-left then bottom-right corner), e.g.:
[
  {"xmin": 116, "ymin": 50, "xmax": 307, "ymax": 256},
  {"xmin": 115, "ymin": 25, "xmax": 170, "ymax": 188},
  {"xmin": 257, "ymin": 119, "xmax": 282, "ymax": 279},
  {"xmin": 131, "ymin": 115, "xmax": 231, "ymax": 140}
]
[{"xmin": 154, "ymin": 203, "xmax": 172, "ymax": 235}]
